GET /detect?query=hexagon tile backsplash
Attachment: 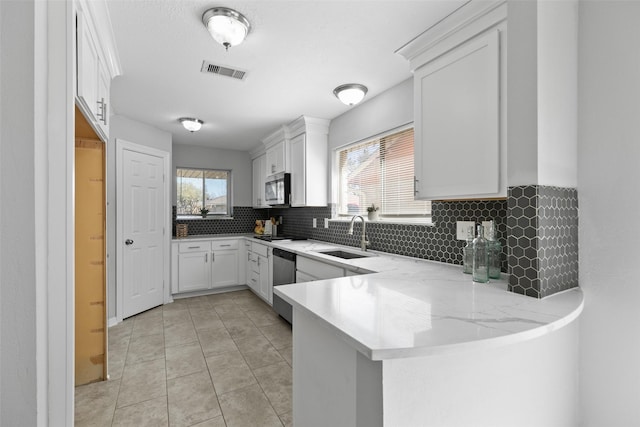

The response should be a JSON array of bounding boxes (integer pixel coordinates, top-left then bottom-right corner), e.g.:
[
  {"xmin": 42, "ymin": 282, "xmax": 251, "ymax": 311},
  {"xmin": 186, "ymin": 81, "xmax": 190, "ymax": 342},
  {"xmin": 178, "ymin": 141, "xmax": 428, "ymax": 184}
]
[{"xmin": 507, "ymin": 186, "xmax": 579, "ymax": 298}]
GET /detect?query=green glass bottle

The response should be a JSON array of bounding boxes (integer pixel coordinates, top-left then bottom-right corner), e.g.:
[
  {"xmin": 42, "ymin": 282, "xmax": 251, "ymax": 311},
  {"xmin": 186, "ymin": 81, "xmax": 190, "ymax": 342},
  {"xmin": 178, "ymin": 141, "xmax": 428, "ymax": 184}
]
[
  {"xmin": 472, "ymin": 224, "xmax": 489, "ymax": 283},
  {"xmin": 486, "ymin": 221, "xmax": 502, "ymax": 280}
]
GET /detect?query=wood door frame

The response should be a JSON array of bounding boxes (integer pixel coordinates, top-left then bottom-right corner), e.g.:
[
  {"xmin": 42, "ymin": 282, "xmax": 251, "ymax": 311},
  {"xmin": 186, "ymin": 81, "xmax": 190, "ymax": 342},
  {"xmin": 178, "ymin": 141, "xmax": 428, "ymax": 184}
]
[{"xmin": 115, "ymin": 139, "xmax": 171, "ymax": 323}]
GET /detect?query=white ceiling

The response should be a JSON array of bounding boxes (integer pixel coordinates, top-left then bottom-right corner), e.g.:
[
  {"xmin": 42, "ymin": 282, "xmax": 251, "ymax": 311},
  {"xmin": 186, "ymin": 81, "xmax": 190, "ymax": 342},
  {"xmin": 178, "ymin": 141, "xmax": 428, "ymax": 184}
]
[{"xmin": 107, "ymin": 0, "xmax": 467, "ymax": 151}]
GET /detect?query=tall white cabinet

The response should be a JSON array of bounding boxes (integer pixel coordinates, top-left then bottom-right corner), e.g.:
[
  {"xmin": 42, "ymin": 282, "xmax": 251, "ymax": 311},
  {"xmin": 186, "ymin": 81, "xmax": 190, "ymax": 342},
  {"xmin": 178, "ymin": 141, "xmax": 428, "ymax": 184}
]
[{"xmin": 397, "ymin": 1, "xmax": 507, "ymax": 200}]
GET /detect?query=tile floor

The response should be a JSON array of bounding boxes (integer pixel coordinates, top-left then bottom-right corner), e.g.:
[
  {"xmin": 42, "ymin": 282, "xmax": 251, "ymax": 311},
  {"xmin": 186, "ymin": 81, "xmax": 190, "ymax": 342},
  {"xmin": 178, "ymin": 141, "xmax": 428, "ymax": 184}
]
[{"xmin": 75, "ymin": 290, "xmax": 293, "ymax": 427}]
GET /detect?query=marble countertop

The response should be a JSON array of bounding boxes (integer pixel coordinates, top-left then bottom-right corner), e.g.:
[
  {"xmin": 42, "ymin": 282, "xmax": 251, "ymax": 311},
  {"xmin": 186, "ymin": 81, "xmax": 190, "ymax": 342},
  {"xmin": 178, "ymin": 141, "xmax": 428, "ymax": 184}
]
[{"xmin": 270, "ymin": 240, "xmax": 584, "ymax": 361}]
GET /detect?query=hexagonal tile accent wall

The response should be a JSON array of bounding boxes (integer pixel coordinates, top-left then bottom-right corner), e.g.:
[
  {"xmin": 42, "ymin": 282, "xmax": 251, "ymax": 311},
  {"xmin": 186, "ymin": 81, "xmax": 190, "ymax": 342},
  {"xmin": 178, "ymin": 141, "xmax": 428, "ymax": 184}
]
[{"xmin": 507, "ymin": 186, "xmax": 579, "ymax": 298}]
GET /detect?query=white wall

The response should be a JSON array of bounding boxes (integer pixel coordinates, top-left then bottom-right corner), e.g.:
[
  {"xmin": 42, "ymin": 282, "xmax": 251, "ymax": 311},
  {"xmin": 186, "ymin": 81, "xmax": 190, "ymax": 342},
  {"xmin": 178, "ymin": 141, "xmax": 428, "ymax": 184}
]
[
  {"xmin": 172, "ymin": 144, "xmax": 253, "ymax": 207},
  {"xmin": 578, "ymin": 2, "xmax": 640, "ymax": 425},
  {"xmin": 328, "ymin": 78, "xmax": 413, "ymax": 203},
  {"xmin": 107, "ymin": 115, "xmax": 172, "ymax": 319}
]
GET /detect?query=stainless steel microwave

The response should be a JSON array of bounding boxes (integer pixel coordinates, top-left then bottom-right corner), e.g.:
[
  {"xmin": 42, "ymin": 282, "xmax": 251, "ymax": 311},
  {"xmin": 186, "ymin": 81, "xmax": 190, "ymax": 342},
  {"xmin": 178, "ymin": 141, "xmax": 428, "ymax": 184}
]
[{"xmin": 265, "ymin": 172, "xmax": 291, "ymax": 206}]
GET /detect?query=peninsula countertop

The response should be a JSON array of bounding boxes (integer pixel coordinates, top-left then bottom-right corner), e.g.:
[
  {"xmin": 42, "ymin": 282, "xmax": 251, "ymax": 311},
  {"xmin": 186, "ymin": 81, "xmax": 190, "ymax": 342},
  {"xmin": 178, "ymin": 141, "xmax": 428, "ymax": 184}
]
[{"xmin": 270, "ymin": 240, "xmax": 584, "ymax": 361}]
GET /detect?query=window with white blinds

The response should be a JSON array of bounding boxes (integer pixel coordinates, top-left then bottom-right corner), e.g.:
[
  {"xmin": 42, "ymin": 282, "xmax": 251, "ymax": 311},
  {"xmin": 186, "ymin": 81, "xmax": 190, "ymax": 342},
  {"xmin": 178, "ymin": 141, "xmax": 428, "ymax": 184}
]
[{"xmin": 337, "ymin": 127, "xmax": 431, "ymax": 219}]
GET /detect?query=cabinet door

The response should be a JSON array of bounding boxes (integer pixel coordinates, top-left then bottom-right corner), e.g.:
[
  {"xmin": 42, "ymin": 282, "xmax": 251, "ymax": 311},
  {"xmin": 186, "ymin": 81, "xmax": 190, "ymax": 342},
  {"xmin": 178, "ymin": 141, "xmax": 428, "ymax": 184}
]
[
  {"xmin": 414, "ymin": 30, "xmax": 500, "ymax": 199},
  {"xmin": 257, "ymin": 254, "xmax": 271, "ymax": 303},
  {"xmin": 77, "ymin": 10, "xmax": 100, "ymax": 123},
  {"xmin": 178, "ymin": 251, "xmax": 210, "ymax": 292},
  {"xmin": 211, "ymin": 250, "xmax": 239, "ymax": 288},
  {"xmin": 266, "ymin": 141, "xmax": 286, "ymax": 176},
  {"xmin": 290, "ymin": 134, "xmax": 306, "ymax": 207},
  {"xmin": 252, "ymin": 155, "xmax": 269, "ymax": 208}
]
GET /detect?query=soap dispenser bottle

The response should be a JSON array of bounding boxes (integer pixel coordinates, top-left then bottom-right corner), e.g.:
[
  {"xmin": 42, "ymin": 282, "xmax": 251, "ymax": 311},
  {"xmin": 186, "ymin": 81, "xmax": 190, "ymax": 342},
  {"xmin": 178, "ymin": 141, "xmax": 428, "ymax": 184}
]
[
  {"xmin": 472, "ymin": 224, "xmax": 489, "ymax": 283},
  {"xmin": 462, "ymin": 225, "xmax": 475, "ymax": 274}
]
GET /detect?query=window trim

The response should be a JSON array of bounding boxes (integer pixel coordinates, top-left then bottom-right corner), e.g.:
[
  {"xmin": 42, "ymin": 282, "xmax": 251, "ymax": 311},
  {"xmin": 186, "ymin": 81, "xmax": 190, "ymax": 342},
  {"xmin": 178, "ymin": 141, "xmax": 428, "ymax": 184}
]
[
  {"xmin": 333, "ymin": 123, "xmax": 432, "ymax": 223},
  {"xmin": 175, "ymin": 167, "xmax": 233, "ymax": 218}
]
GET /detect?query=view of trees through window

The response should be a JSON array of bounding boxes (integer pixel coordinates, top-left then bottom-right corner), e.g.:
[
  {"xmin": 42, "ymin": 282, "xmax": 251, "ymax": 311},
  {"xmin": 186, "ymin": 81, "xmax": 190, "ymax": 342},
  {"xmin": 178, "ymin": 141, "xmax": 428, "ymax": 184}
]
[
  {"xmin": 176, "ymin": 168, "xmax": 230, "ymax": 216},
  {"xmin": 337, "ymin": 127, "xmax": 431, "ymax": 218}
]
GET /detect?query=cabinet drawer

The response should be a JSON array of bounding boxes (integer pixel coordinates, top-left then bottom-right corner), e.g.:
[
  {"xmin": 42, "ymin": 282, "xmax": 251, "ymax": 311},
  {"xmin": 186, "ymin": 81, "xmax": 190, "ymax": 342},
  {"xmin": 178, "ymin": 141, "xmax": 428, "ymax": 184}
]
[
  {"xmin": 179, "ymin": 241, "xmax": 211, "ymax": 253},
  {"xmin": 251, "ymin": 242, "xmax": 269, "ymax": 258},
  {"xmin": 297, "ymin": 256, "xmax": 344, "ymax": 280},
  {"xmin": 212, "ymin": 239, "xmax": 239, "ymax": 251}
]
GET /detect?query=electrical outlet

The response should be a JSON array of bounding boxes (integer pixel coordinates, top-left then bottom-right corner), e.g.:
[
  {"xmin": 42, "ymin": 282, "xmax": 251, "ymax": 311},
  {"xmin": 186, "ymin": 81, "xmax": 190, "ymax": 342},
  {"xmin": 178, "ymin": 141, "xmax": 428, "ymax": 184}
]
[
  {"xmin": 312, "ymin": 218, "xmax": 317, "ymax": 228},
  {"xmin": 324, "ymin": 218, "xmax": 329, "ymax": 228},
  {"xmin": 456, "ymin": 221, "xmax": 476, "ymax": 240}
]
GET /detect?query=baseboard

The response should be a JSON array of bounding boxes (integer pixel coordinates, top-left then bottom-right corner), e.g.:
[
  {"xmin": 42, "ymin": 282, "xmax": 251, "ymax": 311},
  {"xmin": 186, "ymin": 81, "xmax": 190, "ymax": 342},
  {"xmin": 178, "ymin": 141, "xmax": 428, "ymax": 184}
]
[{"xmin": 107, "ymin": 317, "xmax": 118, "ymax": 327}]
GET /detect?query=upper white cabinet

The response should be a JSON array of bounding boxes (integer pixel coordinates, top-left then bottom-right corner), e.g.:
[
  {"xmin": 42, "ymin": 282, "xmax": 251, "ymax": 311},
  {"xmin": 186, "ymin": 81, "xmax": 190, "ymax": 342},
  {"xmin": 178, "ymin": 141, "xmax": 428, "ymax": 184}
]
[
  {"xmin": 288, "ymin": 116, "xmax": 329, "ymax": 207},
  {"xmin": 75, "ymin": 0, "xmax": 121, "ymax": 141},
  {"xmin": 263, "ymin": 126, "xmax": 289, "ymax": 177},
  {"xmin": 252, "ymin": 154, "xmax": 270, "ymax": 208},
  {"xmin": 397, "ymin": 0, "xmax": 507, "ymax": 200}
]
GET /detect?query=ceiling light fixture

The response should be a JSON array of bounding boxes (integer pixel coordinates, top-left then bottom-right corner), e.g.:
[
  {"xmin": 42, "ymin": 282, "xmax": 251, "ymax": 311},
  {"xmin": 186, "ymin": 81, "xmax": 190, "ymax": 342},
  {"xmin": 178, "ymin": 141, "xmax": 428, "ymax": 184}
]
[
  {"xmin": 179, "ymin": 117, "xmax": 203, "ymax": 132},
  {"xmin": 202, "ymin": 7, "xmax": 251, "ymax": 51},
  {"xmin": 333, "ymin": 83, "xmax": 368, "ymax": 106}
]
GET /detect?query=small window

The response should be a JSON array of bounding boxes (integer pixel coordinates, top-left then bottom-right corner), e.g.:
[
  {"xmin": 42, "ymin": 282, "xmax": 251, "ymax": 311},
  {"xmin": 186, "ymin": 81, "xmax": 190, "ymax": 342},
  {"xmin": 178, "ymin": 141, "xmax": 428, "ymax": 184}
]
[
  {"xmin": 176, "ymin": 168, "xmax": 232, "ymax": 217},
  {"xmin": 336, "ymin": 127, "xmax": 431, "ymax": 220}
]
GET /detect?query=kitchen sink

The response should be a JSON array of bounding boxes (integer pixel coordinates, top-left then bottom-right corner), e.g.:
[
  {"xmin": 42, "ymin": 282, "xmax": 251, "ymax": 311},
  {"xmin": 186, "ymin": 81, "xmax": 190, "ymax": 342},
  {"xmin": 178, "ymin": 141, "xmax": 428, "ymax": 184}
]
[{"xmin": 317, "ymin": 250, "xmax": 373, "ymax": 259}]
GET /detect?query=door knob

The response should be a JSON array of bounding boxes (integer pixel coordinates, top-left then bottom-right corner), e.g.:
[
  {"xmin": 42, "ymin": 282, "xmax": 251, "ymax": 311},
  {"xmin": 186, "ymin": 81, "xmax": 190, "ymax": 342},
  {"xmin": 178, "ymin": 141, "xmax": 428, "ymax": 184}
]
[{"xmin": 125, "ymin": 239, "xmax": 134, "ymax": 245}]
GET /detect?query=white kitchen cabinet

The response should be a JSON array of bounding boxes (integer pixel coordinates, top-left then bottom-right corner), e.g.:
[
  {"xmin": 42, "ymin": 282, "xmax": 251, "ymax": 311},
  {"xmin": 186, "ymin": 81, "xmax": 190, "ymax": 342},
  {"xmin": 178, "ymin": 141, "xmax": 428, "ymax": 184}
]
[
  {"xmin": 247, "ymin": 241, "xmax": 272, "ymax": 303},
  {"xmin": 252, "ymin": 154, "xmax": 270, "ymax": 208},
  {"xmin": 266, "ymin": 140, "xmax": 287, "ymax": 176},
  {"xmin": 76, "ymin": 3, "xmax": 112, "ymax": 141},
  {"xmin": 287, "ymin": 116, "xmax": 330, "ymax": 207},
  {"xmin": 171, "ymin": 238, "xmax": 243, "ymax": 295},
  {"xmin": 296, "ymin": 256, "xmax": 344, "ymax": 281},
  {"xmin": 177, "ymin": 242, "xmax": 212, "ymax": 293},
  {"xmin": 397, "ymin": 1, "xmax": 507, "ymax": 200}
]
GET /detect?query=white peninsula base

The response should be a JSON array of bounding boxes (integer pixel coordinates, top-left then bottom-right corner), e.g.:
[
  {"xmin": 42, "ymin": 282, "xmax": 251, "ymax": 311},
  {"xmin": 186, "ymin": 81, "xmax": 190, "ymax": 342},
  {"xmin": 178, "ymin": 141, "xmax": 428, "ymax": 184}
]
[{"xmin": 293, "ymin": 307, "xmax": 579, "ymax": 427}]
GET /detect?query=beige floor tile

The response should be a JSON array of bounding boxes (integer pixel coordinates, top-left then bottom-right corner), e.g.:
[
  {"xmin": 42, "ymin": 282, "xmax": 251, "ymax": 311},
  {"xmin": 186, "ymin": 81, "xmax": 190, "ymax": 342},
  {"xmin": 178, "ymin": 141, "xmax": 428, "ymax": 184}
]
[
  {"xmin": 117, "ymin": 357, "xmax": 166, "ymax": 408},
  {"xmin": 206, "ymin": 350, "xmax": 257, "ymax": 395},
  {"xmin": 206, "ymin": 292, "xmax": 237, "ymax": 306},
  {"xmin": 187, "ymin": 295, "xmax": 212, "ymax": 309},
  {"xmin": 162, "ymin": 299, "xmax": 189, "ymax": 312},
  {"xmin": 244, "ymin": 307, "xmax": 281, "ymax": 327},
  {"xmin": 198, "ymin": 327, "xmax": 238, "ymax": 357},
  {"xmin": 134, "ymin": 306, "xmax": 163, "ymax": 321},
  {"xmin": 191, "ymin": 416, "xmax": 227, "ymax": 427},
  {"xmin": 234, "ymin": 334, "xmax": 273, "ymax": 355},
  {"xmin": 217, "ymin": 384, "xmax": 283, "ymax": 427},
  {"xmin": 74, "ymin": 379, "xmax": 120, "ymax": 427},
  {"xmin": 167, "ymin": 370, "xmax": 221, "ymax": 427},
  {"xmin": 253, "ymin": 362, "xmax": 292, "ymax": 415},
  {"xmin": 242, "ymin": 347, "xmax": 284, "ymax": 370},
  {"xmin": 112, "ymin": 396, "xmax": 168, "ymax": 427},
  {"xmin": 126, "ymin": 333, "xmax": 165, "ymax": 365},
  {"xmin": 222, "ymin": 317, "xmax": 263, "ymax": 340},
  {"xmin": 107, "ymin": 342, "xmax": 128, "ymax": 380},
  {"xmin": 162, "ymin": 308, "xmax": 192, "ymax": 326},
  {"xmin": 166, "ymin": 341, "xmax": 207, "ymax": 380},
  {"xmin": 279, "ymin": 411, "xmax": 293, "ymax": 427},
  {"xmin": 278, "ymin": 346, "xmax": 293, "ymax": 367},
  {"xmin": 213, "ymin": 303, "xmax": 246, "ymax": 320},
  {"xmin": 259, "ymin": 322, "xmax": 292, "ymax": 350},
  {"xmin": 164, "ymin": 320, "xmax": 198, "ymax": 348},
  {"xmin": 234, "ymin": 296, "xmax": 271, "ymax": 312},
  {"xmin": 131, "ymin": 315, "xmax": 164, "ymax": 339},
  {"xmin": 108, "ymin": 319, "xmax": 133, "ymax": 348},
  {"xmin": 229, "ymin": 289, "xmax": 254, "ymax": 299},
  {"xmin": 191, "ymin": 310, "xmax": 225, "ymax": 331}
]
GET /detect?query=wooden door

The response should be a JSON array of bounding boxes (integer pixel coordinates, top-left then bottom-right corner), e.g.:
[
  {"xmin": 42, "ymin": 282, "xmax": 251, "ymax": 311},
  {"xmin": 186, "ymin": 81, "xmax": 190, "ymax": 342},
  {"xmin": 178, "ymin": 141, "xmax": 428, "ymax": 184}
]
[{"xmin": 75, "ymin": 138, "xmax": 106, "ymax": 385}]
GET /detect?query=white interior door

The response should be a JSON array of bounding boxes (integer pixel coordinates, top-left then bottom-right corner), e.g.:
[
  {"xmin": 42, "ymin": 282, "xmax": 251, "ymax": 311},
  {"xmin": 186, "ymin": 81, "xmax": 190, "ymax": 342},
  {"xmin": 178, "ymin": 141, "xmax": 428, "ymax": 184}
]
[{"xmin": 120, "ymin": 146, "xmax": 165, "ymax": 318}]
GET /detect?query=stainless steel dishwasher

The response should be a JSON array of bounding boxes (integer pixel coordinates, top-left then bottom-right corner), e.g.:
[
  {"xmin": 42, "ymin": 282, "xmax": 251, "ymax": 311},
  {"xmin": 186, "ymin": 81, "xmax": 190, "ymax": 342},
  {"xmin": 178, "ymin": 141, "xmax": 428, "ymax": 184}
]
[{"xmin": 272, "ymin": 248, "xmax": 296, "ymax": 324}]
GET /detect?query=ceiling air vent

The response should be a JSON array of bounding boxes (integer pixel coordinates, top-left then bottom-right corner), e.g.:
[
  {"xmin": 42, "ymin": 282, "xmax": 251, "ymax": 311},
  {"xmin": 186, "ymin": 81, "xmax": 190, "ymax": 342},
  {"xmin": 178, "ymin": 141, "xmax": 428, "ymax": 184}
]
[{"xmin": 201, "ymin": 61, "xmax": 247, "ymax": 80}]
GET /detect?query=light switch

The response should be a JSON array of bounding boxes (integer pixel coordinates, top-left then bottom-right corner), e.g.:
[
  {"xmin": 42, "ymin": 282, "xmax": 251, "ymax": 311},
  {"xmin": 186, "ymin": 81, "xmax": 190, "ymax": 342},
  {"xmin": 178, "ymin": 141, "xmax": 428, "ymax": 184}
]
[
  {"xmin": 324, "ymin": 218, "xmax": 329, "ymax": 228},
  {"xmin": 456, "ymin": 221, "xmax": 476, "ymax": 240},
  {"xmin": 312, "ymin": 218, "xmax": 317, "ymax": 228}
]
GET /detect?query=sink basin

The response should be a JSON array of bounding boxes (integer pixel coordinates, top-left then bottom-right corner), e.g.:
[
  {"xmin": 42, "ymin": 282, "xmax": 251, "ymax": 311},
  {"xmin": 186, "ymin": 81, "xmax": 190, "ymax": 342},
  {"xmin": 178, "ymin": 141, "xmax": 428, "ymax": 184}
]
[{"xmin": 317, "ymin": 250, "xmax": 372, "ymax": 259}]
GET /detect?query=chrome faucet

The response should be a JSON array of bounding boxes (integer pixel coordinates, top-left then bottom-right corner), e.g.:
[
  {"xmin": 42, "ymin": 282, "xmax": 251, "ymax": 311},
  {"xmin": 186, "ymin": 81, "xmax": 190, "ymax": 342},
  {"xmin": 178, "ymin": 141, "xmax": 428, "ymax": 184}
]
[{"xmin": 348, "ymin": 215, "xmax": 370, "ymax": 251}]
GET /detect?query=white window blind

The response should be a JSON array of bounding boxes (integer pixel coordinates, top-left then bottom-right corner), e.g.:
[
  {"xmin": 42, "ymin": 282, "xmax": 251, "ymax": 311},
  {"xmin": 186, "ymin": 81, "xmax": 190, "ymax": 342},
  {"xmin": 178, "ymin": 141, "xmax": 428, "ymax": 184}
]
[{"xmin": 337, "ymin": 127, "xmax": 431, "ymax": 218}]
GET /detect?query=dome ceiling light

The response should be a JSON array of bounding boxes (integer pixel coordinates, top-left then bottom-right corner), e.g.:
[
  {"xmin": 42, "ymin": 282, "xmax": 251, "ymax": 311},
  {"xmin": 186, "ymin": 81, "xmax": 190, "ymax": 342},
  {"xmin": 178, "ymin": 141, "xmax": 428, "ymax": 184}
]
[
  {"xmin": 333, "ymin": 83, "xmax": 368, "ymax": 106},
  {"xmin": 202, "ymin": 7, "xmax": 251, "ymax": 51},
  {"xmin": 179, "ymin": 117, "xmax": 203, "ymax": 132}
]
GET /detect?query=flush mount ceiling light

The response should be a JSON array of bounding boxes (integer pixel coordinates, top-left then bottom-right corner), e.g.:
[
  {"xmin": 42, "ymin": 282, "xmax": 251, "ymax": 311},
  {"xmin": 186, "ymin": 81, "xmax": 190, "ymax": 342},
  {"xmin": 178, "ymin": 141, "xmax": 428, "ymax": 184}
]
[
  {"xmin": 179, "ymin": 117, "xmax": 203, "ymax": 132},
  {"xmin": 202, "ymin": 7, "xmax": 251, "ymax": 51},
  {"xmin": 333, "ymin": 83, "xmax": 368, "ymax": 106}
]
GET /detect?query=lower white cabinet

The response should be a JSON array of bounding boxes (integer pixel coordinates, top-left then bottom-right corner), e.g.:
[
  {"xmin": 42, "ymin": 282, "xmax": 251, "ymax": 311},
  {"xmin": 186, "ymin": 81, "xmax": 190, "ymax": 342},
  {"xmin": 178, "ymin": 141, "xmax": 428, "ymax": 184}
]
[
  {"xmin": 172, "ymin": 238, "xmax": 242, "ymax": 294},
  {"xmin": 247, "ymin": 241, "xmax": 272, "ymax": 304}
]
